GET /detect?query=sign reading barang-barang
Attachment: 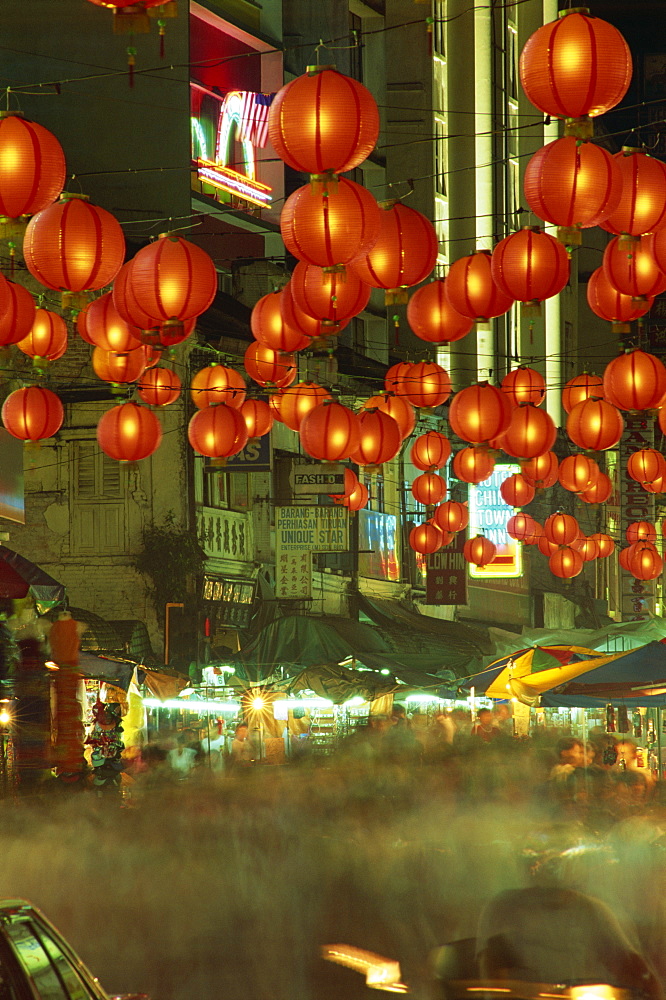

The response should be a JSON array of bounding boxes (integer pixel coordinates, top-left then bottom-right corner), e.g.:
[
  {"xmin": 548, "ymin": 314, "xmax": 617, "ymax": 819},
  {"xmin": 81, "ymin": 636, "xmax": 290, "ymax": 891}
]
[{"xmin": 275, "ymin": 505, "xmax": 349, "ymax": 600}]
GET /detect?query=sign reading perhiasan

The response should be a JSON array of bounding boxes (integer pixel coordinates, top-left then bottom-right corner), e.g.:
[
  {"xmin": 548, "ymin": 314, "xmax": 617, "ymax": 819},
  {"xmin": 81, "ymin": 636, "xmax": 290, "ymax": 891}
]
[
  {"xmin": 467, "ymin": 464, "xmax": 522, "ymax": 579},
  {"xmin": 275, "ymin": 506, "xmax": 349, "ymax": 599}
]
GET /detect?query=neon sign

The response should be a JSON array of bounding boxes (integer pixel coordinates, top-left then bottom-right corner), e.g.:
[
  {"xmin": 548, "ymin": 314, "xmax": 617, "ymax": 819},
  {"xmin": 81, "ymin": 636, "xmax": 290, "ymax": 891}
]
[{"xmin": 468, "ymin": 464, "xmax": 523, "ymax": 579}]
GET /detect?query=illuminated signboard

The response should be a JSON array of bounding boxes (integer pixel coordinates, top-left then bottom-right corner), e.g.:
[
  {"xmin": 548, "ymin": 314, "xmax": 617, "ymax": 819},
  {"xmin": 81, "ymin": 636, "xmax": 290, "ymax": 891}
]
[{"xmin": 468, "ymin": 464, "xmax": 523, "ymax": 579}]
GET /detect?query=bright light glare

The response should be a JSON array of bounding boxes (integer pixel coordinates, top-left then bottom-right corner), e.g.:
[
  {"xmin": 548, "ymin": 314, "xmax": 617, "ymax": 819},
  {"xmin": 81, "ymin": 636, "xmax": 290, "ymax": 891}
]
[
  {"xmin": 0, "ymin": 710, "xmax": 10, "ymax": 725},
  {"xmin": 252, "ymin": 696, "xmax": 265, "ymax": 711}
]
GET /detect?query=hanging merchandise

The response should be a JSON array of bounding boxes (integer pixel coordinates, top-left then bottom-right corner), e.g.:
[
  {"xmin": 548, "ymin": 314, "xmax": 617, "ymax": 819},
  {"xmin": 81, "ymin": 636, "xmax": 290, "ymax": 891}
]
[
  {"xmin": 606, "ymin": 703, "xmax": 616, "ymax": 733},
  {"xmin": 617, "ymin": 704, "xmax": 629, "ymax": 734},
  {"xmin": 647, "ymin": 718, "xmax": 657, "ymax": 744},
  {"xmin": 633, "ymin": 709, "xmax": 643, "ymax": 738},
  {"xmin": 86, "ymin": 699, "xmax": 125, "ymax": 794}
]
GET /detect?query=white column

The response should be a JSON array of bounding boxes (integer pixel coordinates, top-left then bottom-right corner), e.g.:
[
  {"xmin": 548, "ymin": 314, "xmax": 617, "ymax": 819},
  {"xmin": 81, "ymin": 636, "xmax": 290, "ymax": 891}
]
[{"xmin": 475, "ymin": 1, "xmax": 494, "ymax": 380}]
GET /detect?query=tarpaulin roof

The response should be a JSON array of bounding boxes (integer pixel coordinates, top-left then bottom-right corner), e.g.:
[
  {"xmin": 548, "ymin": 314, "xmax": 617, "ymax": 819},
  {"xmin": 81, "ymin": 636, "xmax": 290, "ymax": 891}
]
[
  {"xmin": 0, "ymin": 546, "xmax": 66, "ymax": 611},
  {"xmin": 547, "ymin": 641, "xmax": 666, "ymax": 701},
  {"xmin": 277, "ymin": 664, "xmax": 398, "ymax": 704},
  {"xmin": 485, "ymin": 617, "xmax": 666, "ymax": 662},
  {"xmin": 359, "ymin": 596, "xmax": 493, "ymax": 662},
  {"xmin": 459, "ymin": 645, "xmax": 611, "ymax": 698}
]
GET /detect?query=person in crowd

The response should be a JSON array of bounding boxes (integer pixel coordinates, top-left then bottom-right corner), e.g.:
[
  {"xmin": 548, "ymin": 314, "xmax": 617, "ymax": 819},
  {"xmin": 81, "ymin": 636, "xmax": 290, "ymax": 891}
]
[
  {"xmin": 231, "ymin": 722, "xmax": 254, "ymax": 765},
  {"xmin": 549, "ymin": 737, "xmax": 585, "ymax": 779},
  {"xmin": 492, "ymin": 703, "xmax": 513, "ymax": 736},
  {"xmin": 470, "ymin": 707, "xmax": 501, "ymax": 743},
  {"xmin": 382, "ymin": 704, "xmax": 421, "ymax": 762},
  {"xmin": 166, "ymin": 733, "xmax": 198, "ymax": 778}
]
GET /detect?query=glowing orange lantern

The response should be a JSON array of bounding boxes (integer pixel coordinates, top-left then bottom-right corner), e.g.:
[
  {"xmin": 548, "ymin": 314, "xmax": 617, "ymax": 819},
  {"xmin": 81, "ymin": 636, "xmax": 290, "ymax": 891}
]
[
  {"xmin": 191, "ymin": 365, "xmax": 247, "ymax": 410},
  {"xmin": 603, "ymin": 236, "xmax": 666, "ymax": 300},
  {"xmin": 280, "ymin": 382, "xmax": 332, "ymax": 431},
  {"xmin": 507, "ymin": 513, "xmax": 539, "ymax": 544},
  {"xmin": 562, "ymin": 372, "xmax": 606, "ymax": 414},
  {"xmin": 545, "ymin": 512, "xmax": 579, "ymax": 546},
  {"xmin": 648, "ymin": 228, "xmax": 666, "ymax": 274},
  {"xmin": 491, "ymin": 227, "xmax": 569, "ymax": 311},
  {"xmin": 578, "ymin": 537, "xmax": 601, "ymax": 562},
  {"xmin": 97, "ymin": 402, "xmax": 162, "ymax": 461},
  {"xmin": 406, "ymin": 280, "xmax": 474, "ymax": 344},
  {"xmin": 627, "ymin": 448, "xmax": 666, "ymax": 485},
  {"xmin": 137, "ymin": 367, "xmax": 181, "ymax": 407},
  {"xmin": 244, "ymin": 343, "xmax": 296, "ymax": 389},
  {"xmin": 411, "ymin": 431, "xmax": 451, "ymax": 471},
  {"xmin": 600, "ymin": 148, "xmax": 666, "ymax": 237},
  {"xmin": 350, "ymin": 202, "xmax": 438, "ymax": 303},
  {"xmin": 452, "ymin": 446, "xmax": 495, "ymax": 484},
  {"xmin": 23, "ymin": 194, "xmax": 125, "ymax": 294},
  {"xmin": 524, "ymin": 137, "xmax": 622, "ymax": 244},
  {"xmin": 566, "ymin": 397, "xmax": 624, "ymax": 451},
  {"xmin": 0, "ymin": 114, "xmax": 66, "ymax": 223},
  {"xmin": 627, "ymin": 540, "xmax": 663, "ymax": 581},
  {"xmin": 519, "ymin": 10, "xmax": 632, "ymax": 122},
  {"xmin": 501, "ymin": 404, "xmax": 557, "ymax": 460},
  {"xmin": 448, "ymin": 382, "xmax": 512, "ymax": 446},
  {"xmin": 626, "ymin": 520, "xmax": 657, "ymax": 544},
  {"xmin": 79, "ymin": 292, "xmax": 142, "ymax": 353},
  {"xmin": 412, "ymin": 473, "xmax": 447, "ymax": 507},
  {"xmin": 187, "ymin": 404, "xmax": 249, "ymax": 459},
  {"xmin": 330, "ymin": 468, "xmax": 359, "ymax": 504},
  {"xmin": 280, "ymin": 178, "xmax": 381, "ymax": 268},
  {"xmin": 291, "ymin": 262, "xmax": 370, "ymax": 325},
  {"xmin": 92, "ymin": 346, "xmax": 146, "ymax": 384},
  {"xmin": 444, "ymin": 250, "xmax": 514, "ymax": 321},
  {"xmin": 463, "ymin": 535, "xmax": 496, "ymax": 567},
  {"xmin": 299, "ymin": 400, "xmax": 361, "ymax": 461},
  {"xmin": 558, "ymin": 454, "xmax": 598, "ymax": 494},
  {"xmin": 251, "ymin": 291, "xmax": 310, "ymax": 353},
  {"xmin": 352, "ymin": 409, "xmax": 402, "ymax": 467},
  {"xmin": 17, "ymin": 308, "xmax": 68, "ymax": 363},
  {"xmin": 0, "ymin": 277, "xmax": 35, "ymax": 347},
  {"xmin": 239, "ymin": 399, "xmax": 273, "ymax": 438},
  {"xmin": 603, "ymin": 349, "xmax": 666, "ymax": 411},
  {"xmin": 590, "ymin": 533, "xmax": 615, "ymax": 557},
  {"xmin": 433, "ymin": 501, "xmax": 469, "ymax": 534},
  {"xmin": 385, "ymin": 362, "xmax": 413, "ymax": 395},
  {"xmin": 269, "ymin": 393, "xmax": 284, "ymax": 423},
  {"xmin": 361, "ymin": 394, "xmax": 415, "ymax": 441},
  {"xmin": 521, "ymin": 451, "xmax": 559, "ymax": 488},
  {"xmin": 344, "ymin": 481, "xmax": 369, "ymax": 512},
  {"xmin": 580, "ymin": 472, "xmax": 612, "ymax": 504},
  {"xmin": 268, "ymin": 67, "xmax": 379, "ymax": 176},
  {"xmin": 400, "ymin": 362, "xmax": 451, "ymax": 409},
  {"xmin": 549, "ymin": 546, "xmax": 584, "ymax": 579},
  {"xmin": 618, "ymin": 546, "xmax": 633, "ymax": 572},
  {"xmin": 501, "ymin": 366, "xmax": 546, "ymax": 407},
  {"xmin": 280, "ymin": 281, "xmax": 346, "ymax": 341},
  {"xmin": 500, "ymin": 473, "xmax": 535, "ymax": 507},
  {"xmin": 410, "ymin": 523, "xmax": 443, "ymax": 555},
  {"xmin": 539, "ymin": 535, "xmax": 560, "ymax": 558},
  {"xmin": 2, "ymin": 386, "xmax": 64, "ymax": 441},
  {"xmin": 586, "ymin": 267, "xmax": 653, "ymax": 331}
]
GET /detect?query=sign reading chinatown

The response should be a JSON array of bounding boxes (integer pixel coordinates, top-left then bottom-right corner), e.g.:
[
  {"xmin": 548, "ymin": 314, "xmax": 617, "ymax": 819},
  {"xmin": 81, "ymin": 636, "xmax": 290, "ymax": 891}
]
[
  {"xmin": 275, "ymin": 506, "xmax": 349, "ymax": 599},
  {"xmin": 619, "ymin": 415, "xmax": 656, "ymax": 620},
  {"xmin": 467, "ymin": 464, "xmax": 523, "ymax": 579}
]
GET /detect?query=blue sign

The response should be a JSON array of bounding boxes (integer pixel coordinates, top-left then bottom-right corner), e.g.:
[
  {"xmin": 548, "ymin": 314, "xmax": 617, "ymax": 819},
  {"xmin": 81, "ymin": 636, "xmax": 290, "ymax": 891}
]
[{"xmin": 224, "ymin": 436, "xmax": 270, "ymax": 473}]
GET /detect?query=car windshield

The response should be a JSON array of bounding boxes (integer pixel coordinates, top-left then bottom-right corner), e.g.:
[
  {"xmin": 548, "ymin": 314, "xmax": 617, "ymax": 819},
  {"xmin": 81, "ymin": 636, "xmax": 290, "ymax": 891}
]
[{"xmin": 4, "ymin": 918, "xmax": 99, "ymax": 1000}]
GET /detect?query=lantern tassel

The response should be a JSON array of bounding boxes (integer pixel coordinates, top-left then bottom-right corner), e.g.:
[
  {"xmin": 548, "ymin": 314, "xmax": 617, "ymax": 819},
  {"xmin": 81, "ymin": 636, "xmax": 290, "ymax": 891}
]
[
  {"xmin": 127, "ymin": 47, "xmax": 136, "ymax": 88},
  {"xmin": 158, "ymin": 20, "xmax": 166, "ymax": 59}
]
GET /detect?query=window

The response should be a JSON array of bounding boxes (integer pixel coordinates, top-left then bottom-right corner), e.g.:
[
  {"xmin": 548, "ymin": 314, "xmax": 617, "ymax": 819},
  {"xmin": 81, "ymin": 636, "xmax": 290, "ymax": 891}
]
[
  {"xmin": 434, "ymin": 118, "xmax": 447, "ymax": 196},
  {"xmin": 71, "ymin": 441, "xmax": 128, "ymax": 555},
  {"xmin": 433, "ymin": 0, "xmax": 446, "ymax": 56},
  {"xmin": 5, "ymin": 919, "xmax": 96, "ymax": 1000}
]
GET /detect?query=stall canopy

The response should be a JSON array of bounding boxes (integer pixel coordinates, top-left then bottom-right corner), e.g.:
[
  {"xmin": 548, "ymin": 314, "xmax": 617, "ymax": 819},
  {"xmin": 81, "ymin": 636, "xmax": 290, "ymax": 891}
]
[
  {"xmin": 277, "ymin": 663, "xmax": 398, "ymax": 704},
  {"xmin": 545, "ymin": 641, "xmax": 666, "ymax": 702},
  {"xmin": 0, "ymin": 546, "xmax": 66, "ymax": 611},
  {"xmin": 458, "ymin": 645, "xmax": 614, "ymax": 701}
]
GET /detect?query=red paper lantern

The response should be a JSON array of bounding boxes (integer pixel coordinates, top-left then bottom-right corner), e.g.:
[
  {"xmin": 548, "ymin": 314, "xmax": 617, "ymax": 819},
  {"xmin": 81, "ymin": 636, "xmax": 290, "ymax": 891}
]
[
  {"xmin": 0, "ymin": 114, "xmax": 66, "ymax": 220},
  {"xmin": 627, "ymin": 540, "xmax": 663, "ymax": 581},
  {"xmin": 507, "ymin": 513, "xmax": 539, "ymax": 543},
  {"xmin": 463, "ymin": 535, "xmax": 496, "ymax": 567},
  {"xmin": 187, "ymin": 403, "xmax": 249, "ymax": 459},
  {"xmin": 407, "ymin": 279, "xmax": 474, "ymax": 344},
  {"xmin": 603, "ymin": 349, "xmax": 666, "ymax": 411},
  {"xmin": 23, "ymin": 194, "xmax": 125, "ymax": 293},
  {"xmin": 558, "ymin": 454, "xmax": 598, "ymax": 494},
  {"xmin": 627, "ymin": 448, "xmax": 666, "ymax": 485},
  {"xmin": 580, "ymin": 472, "xmax": 612, "ymax": 504},
  {"xmin": 2, "ymin": 386, "xmax": 64, "ymax": 441},
  {"xmin": 362, "ymin": 394, "xmax": 415, "ymax": 441},
  {"xmin": 500, "ymin": 473, "xmax": 535, "ymax": 507},
  {"xmin": 350, "ymin": 202, "xmax": 438, "ymax": 302},
  {"xmin": 433, "ymin": 501, "xmax": 469, "ymax": 534},
  {"xmin": 603, "ymin": 236, "xmax": 666, "ymax": 301},
  {"xmin": 244, "ymin": 343, "xmax": 296, "ymax": 389},
  {"xmin": 268, "ymin": 67, "xmax": 379, "ymax": 176},
  {"xmin": 501, "ymin": 367, "xmax": 546, "ymax": 407},
  {"xmin": 269, "ymin": 393, "xmax": 284, "ymax": 423},
  {"xmin": 519, "ymin": 10, "xmax": 632, "ymax": 120},
  {"xmin": 92, "ymin": 346, "xmax": 147, "ymax": 384},
  {"xmin": 538, "ymin": 535, "xmax": 560, "ymax": 557},
  {"xmin": 251, "ymin": 291, "xmax": 310, "ymax": 353},
  {"xmin": 444, "ymin": 250, "xmax": 514, "ymax": 321},
  {"xmin": 79, "ymin": 292, "xmax": 142, "ymax": 353},
  {"xmin": 410, "ymin": 523, "xmax": 444, "ymax": 555},
  {"xmin": 97, "ymin": 401, "xmax": 162, "ymax": 461},
  {"xmin": 647, "ymin": 228, "xmax": 666, "ymax": 274},
  {"xmin": 626, "ymin": 520, "xmax": 657, "ymax": 544},
  {"xmin": 331, "ymin": 468, "xmax": 359, "ymax": 502},
  {"xmin": 590, "ymin": 533, "xmax": 615, "ymax": 558},
  {"xmin": 452, "ymin": 446, "xmax": 495, "ymax": 484},
  {"xmin": 280, "ymin": 280, "xmax": 346, "ymax": 341},
  {"xmin": 600, "ymin": 148, "xmax": 666, "ymax": 237},
  {"xmin": 491, "ymin": 227, "xmax": 569, "ymax": 308},
  {"xmin": 562, "ymin": 372, "xmax": 606, "ymax": 414},
  {"xmin": 566, "ymin": 397, "xmax": 624, "ymax": 451},
  {"xmin": 299, "ymin": 400, "xmax": 361, "ymax": 461},
  {"xmin": 549, "ymin": 546, "xmax": 584, "ymax": 579},
  {"xmin": 521, "ymin": 451, "xmax": 559, "ymax": 488},
  {"xmin": 239, "ymin": 399, "xmax": 273, "ymax": 438},
  {"xmin": 524, "ymin": 137, "xmax": 622, "ymax": 241},
  {"xmin": 410, "ymin": 431, "xmax": 451, "ymax": 471},
  {"xmin": 17, "ymin": 308, "xmax": 68, "ymax": 362},
  {"xmin": 0, "ymin": 277, "xmax": 35, "ymax": 347},
  {"xmin": 280, "ymin": 382, "xmax": 332, "ymax": 431},
  {"xmin": 137, "ymin": 367, "xmax": 181, "ymax": 407},
  {"xmin": 280, "ymin": 178, "xmax": 381, "ymax": 268},
  {"xmin": 501, "ymin": 404, "xmax": 557, "ymax": 460},
  {"xmin": 578, "ymin": 537, "xmax": 601, "ymax": 562},
  {"xmin": 344, "ymin": 481, "xmax": 369, "ymax": 512},
  {"xmin": 400, "ymin": 362, "xmax": 451, "ymax": 409},
  {"xmin": 448, "ymin": 382, "xmax": 512, "ymax": 446},
  {"xmin": 384, "ymin": 362, "xmax": 413, "ymax": 394},
  {"xmin": 586, "ymin": 267, "xmax": 653, "ymax": 329},
  {"xmin": 190, "ymin": 365, "xmax": 247, "ymax": 410},
  {"xmin": 352, "ymin": 409, "xmax": 402, "ymax": 467},
  {"xmin": 291, "ymin": 262, "xmax": 370, "ymax": 325},
  {"xmin": 412, "ymin": 473, "xmax": 447, "ymax": 507},
  {"xmin": 545, "ymin": 512, "xmax": 580, "ymax": 546},
  {"xmin": 618, "ymin": 546, "xmax": 633, "ymax": 572}
]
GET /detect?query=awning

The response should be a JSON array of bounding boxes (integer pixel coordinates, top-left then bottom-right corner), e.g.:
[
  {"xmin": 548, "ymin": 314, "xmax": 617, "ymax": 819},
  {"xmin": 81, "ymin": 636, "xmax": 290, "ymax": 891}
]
[
  {"xmin": 547, "ymin": 641, "xmax": 666, "ymax": 701},
  {"xmin": 77, "ymin": 652, "xmax": 136, "ymax": 690},
  {"xmin": 0, "ymin": 546, "xmax": 66, "ymax": 611},
  {"xmin": 108, "ymin": 619, "xmax": 155, "ymax": 663},
  {"xmin": 278, "ymin": 664, "xmax": 398, "ymax": 704}
]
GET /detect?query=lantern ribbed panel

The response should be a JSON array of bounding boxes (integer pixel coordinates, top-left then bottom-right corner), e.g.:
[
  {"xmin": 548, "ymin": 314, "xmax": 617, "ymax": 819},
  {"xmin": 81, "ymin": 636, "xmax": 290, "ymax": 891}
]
[
  {"xmin": 280, "ymin": 382, "xmax": 332, "ymax": 431},
  {"xmin": 579, "ymin": 539, "xmax": 601, "ymax": 562},
  {"xmin": 0, "ymin": 277, "xmax": 35, "ymax": 346},
  {"xmin": 549, "ymin": 546, "xmax": 584, "ymax": 579},
  {"xmin": 449, "ymin": 383, "xmax": 512, "ymax": 445},
  {"xmin": 558, "ymin": 454, "xmax": 597, "ymax": 493},
  {"xmin": 600, "ymin": 150, "xmax": 666, "ymax": 237},
  {"xmin": 410, "ymin": 431, "xmax": 451, "ymax": 471},
  {"xmin": 401, "ymin": 362, "xmax": 451, "ymax": 408},
  {"xmin": 251, "ymin": 292, "xmax": 309, "ymax": 352},
  {"xmin": 299, "ymin": 401, "xmax": 361, "ymax": 461},
  {"xmin": 626, "ymin": 520, "xmax": 657, "ymax": 544},
  {"xmin": 291, "ymin": 262, "xmax": 370, "ymax": 324},
  {"xmin": 137, "ymin": 367, "xmax": 181, "ymax": 407},
  {"xmin": 580, "ymin": 472, "xmax": 612, "ymax": 504},
  {"xmin": 187, "ymin": 404, "xmax": 249, "ymax": 459},
  {"xmin": 23, "ymin": 196, "xmax": 125, "ymax": 292},
  {"xmin": 97, "ymin": 402, "xmax": 162, "ymax": 461},
  {"xmin": 445, "ymin": 250, "xmax": 514, "ymax": 320},
  {"xmin": 353, "ymin": 410, "xmax": 402, "ymax": 466},
  {"xmin": 519, "ymin": 12, "xmax": 632, "ymax": 119},
  {"xmin": 350, "ymin": 203, "xmax": 438, "ymax": 293},
  {"xmin": 501, "ymin": 367, "xmax": 546, "ymax": 407},
  {"xmin": 409, "ymin": 523, "xmax": 443, "ymax": 555},
  {"xmin": 627, "ymin": 541, "xmax": 663, "ymax": 580},
  {"xmin": 267, "ymin": 68, "xmax": 379, "ymax": 175},
  {"xmin": 17, "ymin": 308, "xmax": 68, "ymax": 361},
  {"xmin": 344, "ymin": 481, "xmax": 369, "ymax": 511},
  {"xmin": 464, "ymin": 535, "xmax": 496, "ymax": 567},
  {"xmin": 500, "ymin": 473, "xmax": 535, "ymax": 507},
  {"xmin": 385, "ymin": 362, "xmax": 413, "ymax": 395},
  {"xmin": 92, "ymin": 346, "xmax": 147, "ymax": 384},
  {"xmin": 603, "ymin": 349, "xmax": 666, "ymax": 410},
  {"xmin": 590, "ymin": 533, "xmax": 615, "ymax": 557},
  {"xmin": 82, "ymin": 292, "xmax": 142, "ymax": 353},
  {"xmin": 545, "ymin": 512, "xmax": 579, "ymax": 546},
  {"xmin": 491, "ymin": 228, "xmax": 570, "ymax": 303},
  {"xmin": 0, "ymin": 115, "xmax": 66, "ymax": 219},
  {"xmin": 507, "ymin": 513, "xmax": 538, "ymax": 543},
  {"xmin": 407, "ymin": 279, "xmax": 474, "ymax": 343},
  {"xmin": 280, "ymin": 281, "xmax": 345, "ymax": 339},
  {"xmin": 244, "ymin": 342, "xmax": 296, "ymax": 389},
  {"xmin": 603, "ymin": 236, "xmax": 666, "ymax": 300},
  {"xmin": 126, "ymin": 236, "xmax": 217, "ymax": 324},
  {"xmin": 240, "ymin": 399, "xmax": 273, "ymax": 438},
  {"xmin": 362, "ymin": 394, "xmax": 415, "ymax": 440},
  {"xmin": 627, "ymin": 448, "xmax": 666, "ymax": 485},
  {"xmin": 501, "ymin": 404, "xmax": 557, "ymax": 459},
  {"xmin": 113, "ymin": 260, "xmax": 158, "ymax": 330},
  {"xmin": 433, "ymin": 501, "xmax": 469, "ymax": 533},
  {"xmin": 522, "ymin": 451, "xmax": 559, "ymax": 488},
  {"xmin": 586, "ymin": 267, "xmax": 653, "ymax": 324},
  {"xmin": 190, "ymin": 365, "xmax": 247, "ymax": 410},
  {"xmin": 2, "ymin": 386, "xmax": 64, "ymax": 441},
  {"xmin": 524, "ymin": 138, "xmax": 622, "ymax": 229},
  {"xmin": 452, "ymin": 447, "xmax": 495, "ymax": 484},
  {"xmin": 566, "ymin": 398, "xmax": 624, "ymax": 451},
  {"xmin": 647, "ymin": 228, "xmax": 666, "ymax": 273},
  {"xmin": 280, "ymin": 178, "xmax": 381, "ymax": 267},
  {"xmin": 562, "ymin": 374, "xmax": 606, "ymax": 414}
]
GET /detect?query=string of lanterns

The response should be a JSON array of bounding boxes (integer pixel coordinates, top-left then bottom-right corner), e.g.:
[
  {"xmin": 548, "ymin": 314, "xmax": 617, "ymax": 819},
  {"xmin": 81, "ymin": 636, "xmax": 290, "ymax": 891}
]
[{"xmin": 1, "ymin": 8, "xmax": 666, "ymax": 587}]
